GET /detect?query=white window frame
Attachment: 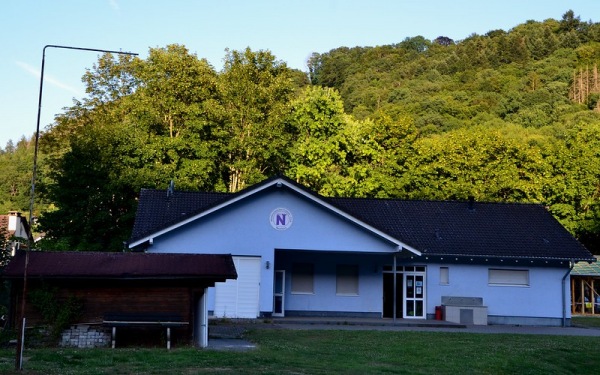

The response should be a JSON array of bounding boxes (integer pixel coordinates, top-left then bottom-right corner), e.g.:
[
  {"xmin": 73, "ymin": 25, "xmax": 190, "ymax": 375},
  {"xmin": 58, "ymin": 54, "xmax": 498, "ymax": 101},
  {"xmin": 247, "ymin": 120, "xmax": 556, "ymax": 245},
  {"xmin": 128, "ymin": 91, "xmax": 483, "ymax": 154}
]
[
  {"xmin": 336, "ymin": 264, "xmax": 359, "ymax": 296},
  {"xmin": 440, "ymin": 267, "xmax": 449, "ymax": 285},
  {"xmin": 291, "ymin": 263, "xmax": 314, "ymax": 294},
  {"xmin": 488, "ymin": 269, "xmax": 529, "ymax": 287}
]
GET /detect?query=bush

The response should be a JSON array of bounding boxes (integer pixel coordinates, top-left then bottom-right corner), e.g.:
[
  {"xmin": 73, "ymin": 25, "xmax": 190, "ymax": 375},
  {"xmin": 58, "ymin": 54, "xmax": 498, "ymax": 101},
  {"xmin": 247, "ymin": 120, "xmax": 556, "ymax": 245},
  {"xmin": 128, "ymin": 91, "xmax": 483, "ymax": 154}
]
[{"xmin": 29, "ymin": 285, "xmax": 83, "ymax": 339}]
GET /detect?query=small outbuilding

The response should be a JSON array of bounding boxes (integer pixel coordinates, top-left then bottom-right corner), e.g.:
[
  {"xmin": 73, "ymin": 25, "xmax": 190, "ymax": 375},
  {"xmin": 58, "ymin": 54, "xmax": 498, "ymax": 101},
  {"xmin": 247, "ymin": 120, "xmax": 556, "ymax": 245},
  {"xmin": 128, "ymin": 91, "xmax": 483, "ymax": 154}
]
[
  {"xmin": 571, "ymin": 256, "xmax": 600, "ymax": 315},
  {"xmin": 2, "ymin": 250, "xmax": 237, "ymax": 348}
]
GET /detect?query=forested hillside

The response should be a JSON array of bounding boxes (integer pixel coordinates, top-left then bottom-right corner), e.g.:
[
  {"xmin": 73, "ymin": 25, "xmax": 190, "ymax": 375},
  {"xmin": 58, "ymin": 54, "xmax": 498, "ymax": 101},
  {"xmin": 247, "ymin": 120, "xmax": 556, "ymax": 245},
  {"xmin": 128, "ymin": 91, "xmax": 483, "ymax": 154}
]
[{"xmin": 1, "ymin": 10, "xmax": 599, "ymax": 253}]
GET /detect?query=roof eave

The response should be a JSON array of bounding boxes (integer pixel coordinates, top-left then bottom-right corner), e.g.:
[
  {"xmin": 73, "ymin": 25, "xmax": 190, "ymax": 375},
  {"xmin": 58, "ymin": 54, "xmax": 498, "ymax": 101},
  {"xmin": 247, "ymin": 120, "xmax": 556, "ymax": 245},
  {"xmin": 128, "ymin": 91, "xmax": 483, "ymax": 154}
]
[
  {"xmin": 129, "ymin": 177, "xmax": 422, "ymax": 256},
  {"xmin": 415, "ymin": 252, "xmax": 595, "ymax": 265}
]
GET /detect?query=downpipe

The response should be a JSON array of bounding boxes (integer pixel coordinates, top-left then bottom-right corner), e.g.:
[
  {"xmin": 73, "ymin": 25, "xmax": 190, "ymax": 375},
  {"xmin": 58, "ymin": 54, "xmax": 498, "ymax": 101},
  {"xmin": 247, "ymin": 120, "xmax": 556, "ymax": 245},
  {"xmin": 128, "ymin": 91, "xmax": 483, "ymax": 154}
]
[{"xmin": 562, "ymin": 260, "xmax": 574, "ymax": 327}]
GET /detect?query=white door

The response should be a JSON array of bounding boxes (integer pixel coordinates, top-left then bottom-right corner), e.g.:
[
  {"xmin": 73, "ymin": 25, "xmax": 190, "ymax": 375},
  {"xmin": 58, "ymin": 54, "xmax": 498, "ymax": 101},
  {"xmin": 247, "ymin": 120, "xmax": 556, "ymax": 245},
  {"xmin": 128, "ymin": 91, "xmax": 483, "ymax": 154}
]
[
  {"xmin": 273, "ymin": 270, "xmax": 285, "ymax": 317},
  {"xmin": 403, "ymin": 272, "xmax": 426, "ymax": 319},
  {"xmin": 214, "ymin": 257, "xmax": 261, "ymax": 318}
]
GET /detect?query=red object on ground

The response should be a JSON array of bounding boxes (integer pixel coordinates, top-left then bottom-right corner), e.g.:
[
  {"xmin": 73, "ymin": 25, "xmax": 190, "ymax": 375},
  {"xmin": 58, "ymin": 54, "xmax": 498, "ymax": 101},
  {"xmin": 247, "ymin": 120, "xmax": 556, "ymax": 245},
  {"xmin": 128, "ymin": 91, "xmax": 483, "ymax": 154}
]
[{"xmin": 435, "ymin": 306, "xmax": 443, "ymax": 320}]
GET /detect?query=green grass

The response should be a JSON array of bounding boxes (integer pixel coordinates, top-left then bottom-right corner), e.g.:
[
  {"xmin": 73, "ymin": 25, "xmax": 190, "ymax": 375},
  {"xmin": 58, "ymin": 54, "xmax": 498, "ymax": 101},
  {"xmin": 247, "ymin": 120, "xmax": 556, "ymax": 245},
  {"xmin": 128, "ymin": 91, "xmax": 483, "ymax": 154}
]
[
  {"xmin": 572, "ymin": 315, "xmax": 600, "ymax": 328},
  {"xmin": 1, "ymin": 329, "xmax": 600, "ymax": 374}
]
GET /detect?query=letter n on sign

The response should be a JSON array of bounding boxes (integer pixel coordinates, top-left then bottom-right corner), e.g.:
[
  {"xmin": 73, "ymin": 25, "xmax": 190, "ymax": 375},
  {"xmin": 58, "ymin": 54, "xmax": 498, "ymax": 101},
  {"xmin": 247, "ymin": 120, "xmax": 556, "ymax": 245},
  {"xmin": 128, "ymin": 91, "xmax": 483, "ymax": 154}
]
[{"xmin": 270, "ymin": 208, "xmax": 293, "ymax": 230}]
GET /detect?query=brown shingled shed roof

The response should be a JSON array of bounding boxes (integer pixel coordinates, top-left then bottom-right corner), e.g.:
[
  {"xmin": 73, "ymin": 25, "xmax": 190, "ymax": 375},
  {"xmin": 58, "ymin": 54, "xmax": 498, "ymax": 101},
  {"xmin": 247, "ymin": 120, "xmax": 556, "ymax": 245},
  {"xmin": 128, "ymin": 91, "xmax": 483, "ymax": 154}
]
[{"xmin": 2, "ymin": 251, "xmax": 237, "ymax": 281}]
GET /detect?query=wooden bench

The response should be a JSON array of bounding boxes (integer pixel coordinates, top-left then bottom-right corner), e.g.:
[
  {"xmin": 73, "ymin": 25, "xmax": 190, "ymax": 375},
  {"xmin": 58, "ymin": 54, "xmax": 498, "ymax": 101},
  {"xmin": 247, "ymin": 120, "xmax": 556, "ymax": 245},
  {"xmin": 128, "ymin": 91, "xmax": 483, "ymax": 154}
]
[{"xmin": 103, "ymin": 312, "xmax": 189, "ymax": 349}]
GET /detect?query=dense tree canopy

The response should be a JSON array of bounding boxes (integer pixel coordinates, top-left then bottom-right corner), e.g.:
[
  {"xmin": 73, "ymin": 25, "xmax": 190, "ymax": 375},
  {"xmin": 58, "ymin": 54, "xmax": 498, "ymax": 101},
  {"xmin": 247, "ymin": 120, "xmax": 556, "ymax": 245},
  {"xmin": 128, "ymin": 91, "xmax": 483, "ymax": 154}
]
[
  {"xmin": 0, "ymin": 137, "xmax": 35, "ymax": 215},
  {"xmin": 1, "ymin": 11, "xmax": 600, "ymax": 253},
  {"xmin": 33, "ymin": 45, "xmax": 306, "ymax": 251},
  {"xmin": 219, "ymin": 48, "xmax": 299, "ymax": 191}
]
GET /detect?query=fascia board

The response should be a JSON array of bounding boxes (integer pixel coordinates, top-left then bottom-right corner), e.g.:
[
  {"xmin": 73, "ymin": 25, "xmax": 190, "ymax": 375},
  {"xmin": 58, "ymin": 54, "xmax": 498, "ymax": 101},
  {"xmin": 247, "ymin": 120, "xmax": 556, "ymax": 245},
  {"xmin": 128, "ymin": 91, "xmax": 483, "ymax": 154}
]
[{"xmin": 129, "ymin": 178, "xmax": 422, "ymax": 256}]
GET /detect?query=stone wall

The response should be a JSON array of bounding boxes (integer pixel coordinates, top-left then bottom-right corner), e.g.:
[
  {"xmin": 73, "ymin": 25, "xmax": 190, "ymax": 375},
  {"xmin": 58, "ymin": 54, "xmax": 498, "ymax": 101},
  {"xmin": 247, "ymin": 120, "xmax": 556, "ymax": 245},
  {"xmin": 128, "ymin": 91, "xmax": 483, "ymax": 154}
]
[{"xmin": 60, "ymin": 324, "xmax": 110, "ymax": 348}]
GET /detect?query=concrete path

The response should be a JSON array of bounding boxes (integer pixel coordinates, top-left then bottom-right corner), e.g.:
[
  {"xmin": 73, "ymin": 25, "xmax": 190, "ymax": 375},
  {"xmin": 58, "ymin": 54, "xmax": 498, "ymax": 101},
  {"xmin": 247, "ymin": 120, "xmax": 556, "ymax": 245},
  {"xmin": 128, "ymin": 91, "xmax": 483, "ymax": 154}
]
[
  {"xmin": 207, "ymin": 338, "xmax": 257, "ymax": 351},
  {"xmin": 265, "ymin": 317, "xmax": 600, "ymax": 336},
  {"xmin": 207, "ymin": 323, "xmax": 257, "ymax": 351},
  {"xmin": 272, "ymin": 322, "xmax": 600, "ymax": 337}
]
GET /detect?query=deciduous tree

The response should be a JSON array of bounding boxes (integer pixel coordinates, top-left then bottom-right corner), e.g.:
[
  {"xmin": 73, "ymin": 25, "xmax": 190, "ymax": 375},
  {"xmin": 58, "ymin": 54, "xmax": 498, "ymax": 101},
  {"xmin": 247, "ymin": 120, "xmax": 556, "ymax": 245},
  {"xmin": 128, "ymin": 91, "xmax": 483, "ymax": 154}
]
[{"xmin": 218, "ymin": 48, "xmax": 298, "ymax": 192}]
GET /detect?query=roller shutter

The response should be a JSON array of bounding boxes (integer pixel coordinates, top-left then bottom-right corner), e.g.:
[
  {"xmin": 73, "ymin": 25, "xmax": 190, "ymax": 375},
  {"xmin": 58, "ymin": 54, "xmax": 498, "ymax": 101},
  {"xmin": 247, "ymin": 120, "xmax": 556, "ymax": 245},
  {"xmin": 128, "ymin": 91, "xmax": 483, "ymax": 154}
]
[{"xmin": 214, "ymin": 256, "xmax": 261, "ymax": 318}]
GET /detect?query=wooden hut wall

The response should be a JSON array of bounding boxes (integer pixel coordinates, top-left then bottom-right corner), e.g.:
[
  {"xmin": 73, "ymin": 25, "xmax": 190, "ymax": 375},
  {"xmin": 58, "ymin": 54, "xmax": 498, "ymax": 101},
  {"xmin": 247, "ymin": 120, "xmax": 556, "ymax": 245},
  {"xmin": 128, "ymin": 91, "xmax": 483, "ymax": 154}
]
[
  {"xmin": 571, "ymin": 276, "xmax": 600, "ymax": 315},
  {"xmin": 10, "ymin": 279, "xmax": 206, "ymax": 327}
]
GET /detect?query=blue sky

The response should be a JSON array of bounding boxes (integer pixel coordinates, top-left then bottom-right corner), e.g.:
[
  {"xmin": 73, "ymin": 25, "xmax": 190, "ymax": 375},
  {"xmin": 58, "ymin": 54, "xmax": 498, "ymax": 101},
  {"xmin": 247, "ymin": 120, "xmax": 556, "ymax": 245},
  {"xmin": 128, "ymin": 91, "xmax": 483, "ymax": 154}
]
[{"xmin": 2, "ymin": 0, "xmax": 599, "ymax": 148}]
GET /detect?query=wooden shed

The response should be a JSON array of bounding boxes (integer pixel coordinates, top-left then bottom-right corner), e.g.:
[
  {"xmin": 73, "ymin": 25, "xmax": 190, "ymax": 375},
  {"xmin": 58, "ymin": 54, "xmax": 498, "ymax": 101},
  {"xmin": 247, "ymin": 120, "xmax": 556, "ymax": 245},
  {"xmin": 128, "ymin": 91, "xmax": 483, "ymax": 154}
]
[
  {"xmin": 571, "ymin": 256, "xmax": 600, "ymax": 315},
  {"xmin": 2, "ymin": 250, "xmax": 237, "ymax": 348}
]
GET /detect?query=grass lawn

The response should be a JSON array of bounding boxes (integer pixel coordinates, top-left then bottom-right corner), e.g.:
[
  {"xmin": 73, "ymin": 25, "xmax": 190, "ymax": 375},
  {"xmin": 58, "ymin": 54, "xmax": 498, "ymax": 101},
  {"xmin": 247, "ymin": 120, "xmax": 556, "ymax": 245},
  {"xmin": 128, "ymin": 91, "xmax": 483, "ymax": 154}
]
[
  {"xmin": 1, "ymin": 329, "xmax": 600, "ymax": 374},
  {"xmin": 572, "ymin": 315, "xmax": 600, "ymax": 328}
]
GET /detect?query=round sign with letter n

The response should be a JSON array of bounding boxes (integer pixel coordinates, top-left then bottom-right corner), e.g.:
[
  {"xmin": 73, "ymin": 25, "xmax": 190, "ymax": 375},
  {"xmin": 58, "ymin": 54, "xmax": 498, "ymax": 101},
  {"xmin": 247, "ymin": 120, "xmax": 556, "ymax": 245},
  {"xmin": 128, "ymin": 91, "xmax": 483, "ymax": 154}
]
[{"xmin": 270, "ymin": 208, "xmax": 293, "ymax": 230}]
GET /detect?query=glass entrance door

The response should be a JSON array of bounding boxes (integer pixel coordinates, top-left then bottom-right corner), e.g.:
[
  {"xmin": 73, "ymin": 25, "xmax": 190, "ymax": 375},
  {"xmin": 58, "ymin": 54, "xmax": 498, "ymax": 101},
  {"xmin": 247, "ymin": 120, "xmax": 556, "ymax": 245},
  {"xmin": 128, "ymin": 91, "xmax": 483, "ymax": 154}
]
[
  {"xmin": 404, "ymin": 272, "xmax": 426, "ymax": 319},
  {"xmin": 273, "ymin": 270, "xmax": 285, "ymax": 317}
]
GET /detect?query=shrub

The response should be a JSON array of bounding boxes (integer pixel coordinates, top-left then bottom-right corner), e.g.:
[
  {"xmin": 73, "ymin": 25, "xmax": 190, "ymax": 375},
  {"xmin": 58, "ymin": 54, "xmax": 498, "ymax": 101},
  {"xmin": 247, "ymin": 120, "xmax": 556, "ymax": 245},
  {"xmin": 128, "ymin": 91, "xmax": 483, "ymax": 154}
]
[{"xmin": 29, "ymin": 285, "xmax": 83, "ymax": 339}]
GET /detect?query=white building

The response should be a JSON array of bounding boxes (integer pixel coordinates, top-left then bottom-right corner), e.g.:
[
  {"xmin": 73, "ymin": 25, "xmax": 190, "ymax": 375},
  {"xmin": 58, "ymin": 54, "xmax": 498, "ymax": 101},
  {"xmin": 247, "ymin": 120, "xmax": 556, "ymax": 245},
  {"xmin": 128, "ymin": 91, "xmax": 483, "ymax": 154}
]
[{"xmin": 128, "ymin": 176, "xmax": 595, "ymax": 326}]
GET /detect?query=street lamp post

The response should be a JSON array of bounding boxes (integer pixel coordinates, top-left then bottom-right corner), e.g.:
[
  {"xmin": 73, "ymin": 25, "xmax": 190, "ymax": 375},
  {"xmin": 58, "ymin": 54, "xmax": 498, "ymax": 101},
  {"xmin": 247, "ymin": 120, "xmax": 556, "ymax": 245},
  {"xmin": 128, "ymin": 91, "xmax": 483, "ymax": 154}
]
[
  {"xmin": 28, "ymin": 45, "xmax": 138, "ymax": 229},
  {"xmin": 16, "ymin": 45, "xmax": 138, "ymax": 371}
]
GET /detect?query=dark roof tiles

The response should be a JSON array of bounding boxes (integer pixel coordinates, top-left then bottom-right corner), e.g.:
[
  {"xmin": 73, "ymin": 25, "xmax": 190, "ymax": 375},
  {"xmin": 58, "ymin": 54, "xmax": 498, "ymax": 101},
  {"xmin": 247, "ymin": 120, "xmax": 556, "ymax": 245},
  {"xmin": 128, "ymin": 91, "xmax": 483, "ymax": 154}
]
[
  {"xmin": 131, "ymin": 189, "xmax": 229, "ymax": 242},
  {"xmin": 328, "ymin": 198, "xmax": 591, "ymax": 260},
  {"xmin": 129, "ymin": 177, "xmax": 593, "ymax": 262}
]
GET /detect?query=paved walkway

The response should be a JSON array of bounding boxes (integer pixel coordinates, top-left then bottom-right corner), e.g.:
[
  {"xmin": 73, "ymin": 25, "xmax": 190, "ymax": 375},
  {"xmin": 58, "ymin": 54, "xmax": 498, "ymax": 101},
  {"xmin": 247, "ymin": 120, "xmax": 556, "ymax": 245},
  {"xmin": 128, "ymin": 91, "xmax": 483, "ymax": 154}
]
[
  {"xmin": 267, "ymin": 317, "xmax": 600, "ymax": 336},
  {"xmin": 206, "ymin": 316, "xmax": 600, "ymax": 350}
]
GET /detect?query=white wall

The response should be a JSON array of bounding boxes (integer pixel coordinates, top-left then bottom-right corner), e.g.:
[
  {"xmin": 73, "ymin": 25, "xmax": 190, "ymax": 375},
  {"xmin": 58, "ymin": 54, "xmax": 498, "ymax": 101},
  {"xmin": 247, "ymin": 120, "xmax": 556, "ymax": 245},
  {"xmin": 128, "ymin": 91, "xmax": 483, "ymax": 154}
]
[
  {"xmin": 426, "ymin": 263, "xmax": 570, "ymax": 319},
  {"xmin": 275, "ymin": 252, "xmax": 389, "ymax": 315},
  {"xmin": 145, "ymin": 186, "xmax": 571, "ymax": 324},
  {"xmin": 148, "ymin": 188, "xmax": 399, "ymax": 315}
]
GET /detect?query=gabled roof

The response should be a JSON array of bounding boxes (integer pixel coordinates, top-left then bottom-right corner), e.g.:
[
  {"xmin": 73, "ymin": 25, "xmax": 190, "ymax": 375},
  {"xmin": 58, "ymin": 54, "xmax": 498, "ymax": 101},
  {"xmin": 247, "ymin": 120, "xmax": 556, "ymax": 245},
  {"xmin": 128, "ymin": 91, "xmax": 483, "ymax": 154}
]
[
  {"xmin": 129, "ymin": 176, "xmax": 420, "ymax": 254},
  {"xmin": 1, "ymin": 251, "xmax": 237, "ymax": 281},
  {"xmin": 128, "ymin": 176, "xmax": 594, "ymax": 262}
]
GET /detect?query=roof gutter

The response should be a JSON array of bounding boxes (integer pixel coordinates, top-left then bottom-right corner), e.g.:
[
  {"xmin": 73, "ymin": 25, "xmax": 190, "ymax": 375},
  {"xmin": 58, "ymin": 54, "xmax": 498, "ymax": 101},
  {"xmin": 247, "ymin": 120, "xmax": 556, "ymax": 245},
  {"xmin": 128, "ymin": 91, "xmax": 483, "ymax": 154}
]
[
  {"xmin": 418, "ymin": 253, "xmax": 594, "ymax": 264},
  {"xmin": 562, "ymin": 260, "xmax": 575, "ymax": 327}
]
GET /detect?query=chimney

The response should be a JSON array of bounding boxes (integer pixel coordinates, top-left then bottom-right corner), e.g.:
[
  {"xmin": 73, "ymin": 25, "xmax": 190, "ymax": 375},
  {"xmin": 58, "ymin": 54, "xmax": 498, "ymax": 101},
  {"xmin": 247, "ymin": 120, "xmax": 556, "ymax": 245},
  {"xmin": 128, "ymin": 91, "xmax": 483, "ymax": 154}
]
[
  {"xmin": 8, "ymin": 212, "xmax": 20, "ymax": 232},
  {"xmin": 167, "ymin": 180, "xmax": 175, "ymax": 198},
  {"xmin": 468, "ymin": 196, "xmax": 475, "ymax": 211}
]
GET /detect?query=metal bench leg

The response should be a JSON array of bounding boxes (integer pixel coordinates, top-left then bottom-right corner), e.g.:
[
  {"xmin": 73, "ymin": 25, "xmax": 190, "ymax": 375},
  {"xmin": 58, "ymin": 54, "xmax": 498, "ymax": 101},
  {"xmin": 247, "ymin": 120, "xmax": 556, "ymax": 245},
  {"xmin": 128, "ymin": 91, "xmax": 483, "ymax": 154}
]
[
  {"xmin": 112, "ymin": 326, "xmax": 116, "ymax": 349},
  {"xmin": 167, "ymin": 327, "xmax": 171, "ymax": 350}
]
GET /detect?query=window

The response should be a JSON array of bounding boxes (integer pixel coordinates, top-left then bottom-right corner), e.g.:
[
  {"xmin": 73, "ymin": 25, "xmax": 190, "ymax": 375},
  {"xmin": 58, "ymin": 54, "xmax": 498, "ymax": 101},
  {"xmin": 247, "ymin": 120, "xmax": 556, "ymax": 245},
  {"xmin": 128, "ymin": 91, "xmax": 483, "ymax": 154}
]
[
  {"xmin": 336, "ymin": 265, "xmax": 359, "ymax": 295},
  {"xmin": 440, "ymin": 267, "xmax": 449, "ymax": 285},
  {"xmin": 488, "ymin": 269, "xmax": 529, "ymax": 286},
  {"xmin": 291, "ymin": 263, "xmax": 314, "ymax": 294}
]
